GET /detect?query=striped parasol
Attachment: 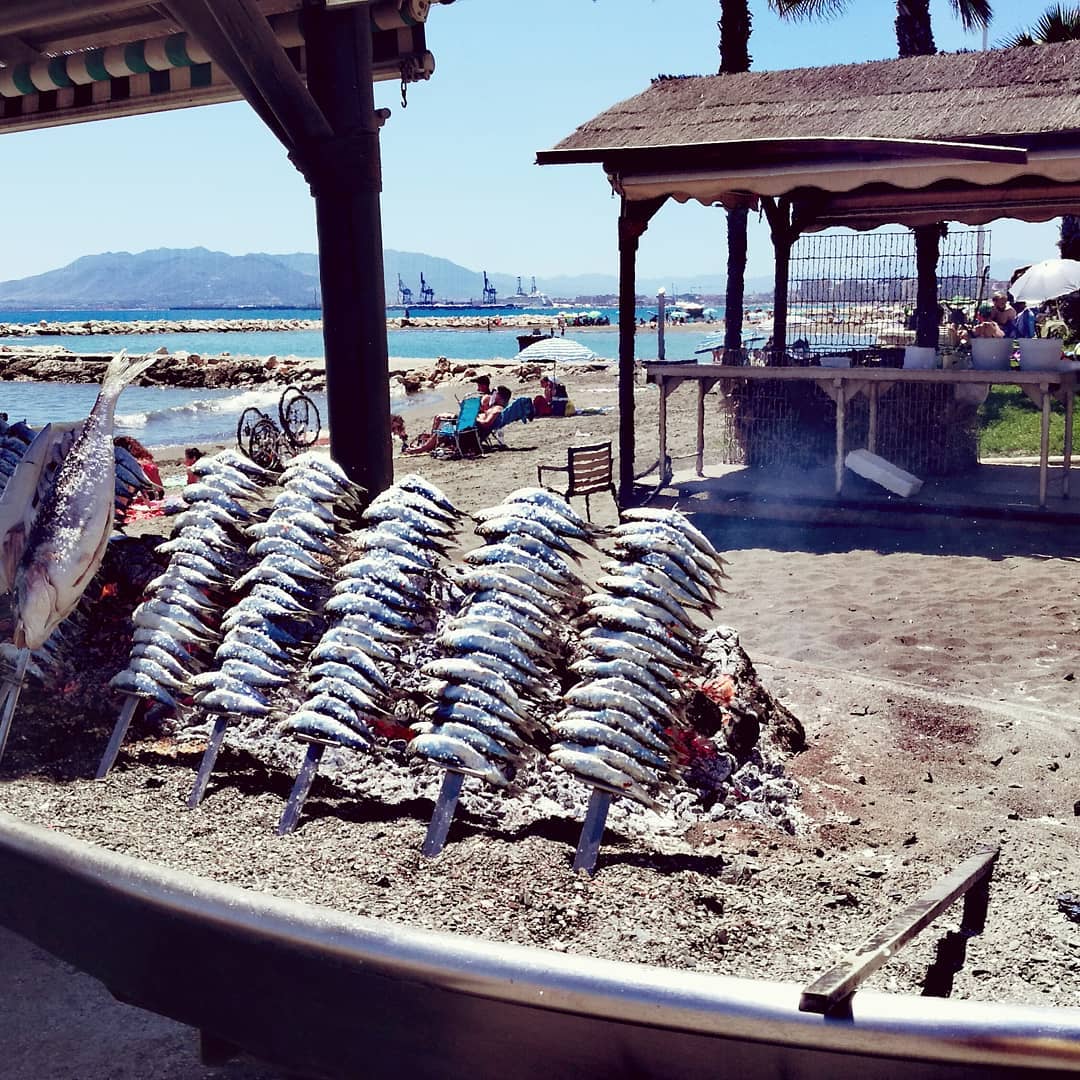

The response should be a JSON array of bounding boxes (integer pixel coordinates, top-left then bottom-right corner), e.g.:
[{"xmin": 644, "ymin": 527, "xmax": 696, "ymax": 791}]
[{"xmin": 513, "ymin": 338, "xmax": 599, "ymax": 364}]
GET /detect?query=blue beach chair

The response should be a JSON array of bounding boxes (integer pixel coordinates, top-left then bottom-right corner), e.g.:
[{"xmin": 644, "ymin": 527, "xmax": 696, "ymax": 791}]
[{"xmin": 435, "ymin": 395, "xmax": 483, "ymax": 457}]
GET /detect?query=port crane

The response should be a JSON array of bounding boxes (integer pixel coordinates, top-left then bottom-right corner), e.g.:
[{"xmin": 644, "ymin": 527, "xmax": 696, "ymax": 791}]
[
  {"xmin": 397, "ymin": 274, "xmax": 412, "ymax": 306},
  {"xmin": 419, "ymin": 273, "xmax": 434, "ymax": 305},
  {"xmin": 482, "ymin": 271, "xmax": 497, "ymax": 305}
]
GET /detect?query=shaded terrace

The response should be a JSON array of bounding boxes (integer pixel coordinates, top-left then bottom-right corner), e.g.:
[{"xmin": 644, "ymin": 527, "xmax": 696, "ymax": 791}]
[{"xmin": 538, "ymin": 40, "xmax": 1080, "ymax": 512}]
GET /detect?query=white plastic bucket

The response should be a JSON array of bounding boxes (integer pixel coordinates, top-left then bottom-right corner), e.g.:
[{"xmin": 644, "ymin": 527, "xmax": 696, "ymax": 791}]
[
  {"xmin": 970, "ymin": 337, "xmax": 1012, "ymax": 370},
  {"xmin": 903, "ymin": 346, "xmax": 937, "ymax": 370},
  {"xmin": 1018, "ymin": 338, "xmax": 1065, "ymax": 371}
]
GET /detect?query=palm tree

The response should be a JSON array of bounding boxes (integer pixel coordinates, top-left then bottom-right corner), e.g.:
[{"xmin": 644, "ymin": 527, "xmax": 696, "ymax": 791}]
[
  {"xmin": 773, "ymin": 0, "xmax": 993, "ymax": 345},
  {"xmin": 718, "ymin": 1, "xmax": 753, "ymax": 356},
  {"xmin": 997, "ymin": 5, "xmax": 1080, "ymax": 260}
]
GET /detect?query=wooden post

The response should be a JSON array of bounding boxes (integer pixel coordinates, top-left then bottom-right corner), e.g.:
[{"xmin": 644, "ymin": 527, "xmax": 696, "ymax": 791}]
[
  {"xmin": 187, "ymin": 715, "xmax": 229, "ymax": 809},
  {"xmin": 695, "ymin": 381, "xmax": 707, "ymax": 476},
  {"xmin": 867, "ymin": 383, "xmax": 879, "ymax": 455},
  {"xmin": 422, "ymin": 770, "xmax": 465, "ymax": 857},
  {"xmin": 300, "ymin": 4, "xmax": 392, "ymax": 495},
  {"xmin": 1039, "ymin": 381, "xmax": 1052, "ymax": 507},
  {"xmin": 1064, "ymin": 380, "xmax": 1075, "ymax": 499},
  {"xmin": 96, "ymin": 694, "xmax": 141, "ymax": 780},
  {"xmin": 913, "ymin": 224, "xmax": 943, "ymax": 349},
  {"xmin": 277, "ymin": 740, "xmax": 325, "ymax": 836},
  {"xmin": 617, "ymin": 196, "xmax": 666, "ymax": 504},
  {"xmin": 658, "ymin": 378, "xmax": 670, "ymax": 485},
  {"xmin": 572, "ymin": 788, "xmax": 613, "ymax": 874},
  {"xmin": 834, "ymin": 378, "xmax": 846, "ymax": 495},
  {"xmin": 0, "ymin": 648, "xmax": 30, "ymax": 765}
]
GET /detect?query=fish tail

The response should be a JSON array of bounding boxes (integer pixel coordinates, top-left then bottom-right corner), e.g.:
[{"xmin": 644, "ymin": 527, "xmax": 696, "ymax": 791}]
[{"xmin": 101, "ymin": 350, "xmax": 159, "ymax": 397}]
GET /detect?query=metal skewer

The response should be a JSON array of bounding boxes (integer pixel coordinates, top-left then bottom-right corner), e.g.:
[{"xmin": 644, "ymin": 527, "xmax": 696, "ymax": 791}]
[
  {"xmin": 0, "ymin": 648, "xmax": 31, "ymax": 765},
  {"xmin": 186, "ymin": 714, "xmax": 229, "ymax": 808},
  {"xmin": 96, "ymin": 694, "xmax": 141, "ymax": 779},
  {"xmin": 572, "ymin": 788, "xmax": 614, "ymax": 875},
  {"xmin": 422, "ymin": 770, "xmax": 465, "ymax": 857}
]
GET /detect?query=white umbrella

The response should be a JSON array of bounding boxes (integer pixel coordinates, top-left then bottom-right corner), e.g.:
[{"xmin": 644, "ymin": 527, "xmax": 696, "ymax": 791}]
[
  {"xmin": 513, "ymin": 338, "xmax": 599, "ymax": 363},
  {"xmin": 1009, "ymin": 258, "xmax": 1080, "ymax": 304}
]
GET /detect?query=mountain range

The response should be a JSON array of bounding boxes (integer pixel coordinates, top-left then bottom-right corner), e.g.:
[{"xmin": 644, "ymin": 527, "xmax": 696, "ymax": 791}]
[{"xmin": 0, "ymin": 245, "xmax": 1035, "ymax": 310}]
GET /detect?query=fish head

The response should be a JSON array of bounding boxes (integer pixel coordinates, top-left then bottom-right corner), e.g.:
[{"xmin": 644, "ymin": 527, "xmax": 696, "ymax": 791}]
[{"xmin": 15, "ymin": 560, "xmax": 59, "ymax": 650}]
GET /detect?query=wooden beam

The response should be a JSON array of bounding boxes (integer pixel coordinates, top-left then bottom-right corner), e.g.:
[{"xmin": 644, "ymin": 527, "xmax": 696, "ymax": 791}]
[
  {"xmin": 166, "ymin": 0, "xmax": 332, "ymax": 153},
  {"xmin": 0, "ymin": 1, "xmax": 150, "ymax": 38},
  {"xmin": 617, "ymin": 195, "xmax": 667, "ymax": 503}
]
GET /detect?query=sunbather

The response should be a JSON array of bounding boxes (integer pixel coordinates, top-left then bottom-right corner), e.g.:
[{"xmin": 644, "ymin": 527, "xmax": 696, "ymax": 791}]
[{"xmin": 533, "ymin": 375, "xmax": 572, "ymax": 417}]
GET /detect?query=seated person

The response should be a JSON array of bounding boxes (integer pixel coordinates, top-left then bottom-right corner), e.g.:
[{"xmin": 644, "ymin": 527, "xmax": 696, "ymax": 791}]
[
  {"xmin": 389, "ymin": 413, "xmax": 407, "ymax": 453},
  {"xmin": 473, "ymin": 373, "xmax": 496, "ymax": 409},
  {"xmin": 184, "ymin": 447, "xmax": 204, "ymax": 484},
  {"xmin": 967, "ymin": 304, "xmax": 1005, "ymax": 340},
  {"xmin": 989, "ymin": 291, "xmax": 1018, "ymax": 337},
  {"xmin": 533, "ymin": 375, "xmax": 570, "ymax": 417},
  {"xmin": 404, "ymin": 411, "xmax": 456, "ymax": 456},
  {"xmin": 476, "ymin": 386, "xmax": 511, "ymax": 437}
]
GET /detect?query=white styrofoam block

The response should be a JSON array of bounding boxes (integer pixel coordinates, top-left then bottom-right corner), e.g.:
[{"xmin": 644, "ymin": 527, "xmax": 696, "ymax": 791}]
[{"xmin": 845, "ymin": 448, "xmax": 923, "ymax": 497}]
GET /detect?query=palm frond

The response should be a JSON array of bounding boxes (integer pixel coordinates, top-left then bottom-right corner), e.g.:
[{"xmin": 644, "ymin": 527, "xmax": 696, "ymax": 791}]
[
  {"xmin": 768, "ymin": 0, "xmax": 850, "ymax": 23},
  {"xmin": 949, "ymin": 0, "xmax": 993, "ymax": 32}
]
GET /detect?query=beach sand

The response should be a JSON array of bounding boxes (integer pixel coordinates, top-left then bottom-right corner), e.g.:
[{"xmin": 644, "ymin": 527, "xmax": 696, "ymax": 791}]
[{"xmin": 0, "ymin": 362, "xmax": 1077, "ymax": 1077}]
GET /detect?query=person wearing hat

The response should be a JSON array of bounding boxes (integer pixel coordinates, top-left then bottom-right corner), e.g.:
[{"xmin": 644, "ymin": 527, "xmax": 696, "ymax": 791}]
[{"xmin": 969, "ymin": 303, "xmax": 1005, "ymax": 340}]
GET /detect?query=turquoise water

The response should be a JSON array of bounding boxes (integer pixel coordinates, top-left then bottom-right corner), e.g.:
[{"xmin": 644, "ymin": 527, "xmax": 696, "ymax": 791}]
[{"xmin": 0, "ymin": 306, "xmax": 720, "ymax": 447}]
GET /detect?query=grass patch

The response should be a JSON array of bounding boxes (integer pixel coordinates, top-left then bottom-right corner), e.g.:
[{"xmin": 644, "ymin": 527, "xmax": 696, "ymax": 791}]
[{"xmin": 978, "ymin": 386, "xmax": 1079, "ymax": 456}]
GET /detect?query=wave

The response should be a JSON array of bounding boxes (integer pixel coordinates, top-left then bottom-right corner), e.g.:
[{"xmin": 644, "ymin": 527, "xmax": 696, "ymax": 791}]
[{"xmin": 116, "ymin": 388, "xmax": 285, "ymax": 431}]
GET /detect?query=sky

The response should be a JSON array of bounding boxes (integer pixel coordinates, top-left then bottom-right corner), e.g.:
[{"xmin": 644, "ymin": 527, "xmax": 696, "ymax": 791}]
[{"xmin": 0, "ymin": 0, "xmax": 1062, "ymax": 286}]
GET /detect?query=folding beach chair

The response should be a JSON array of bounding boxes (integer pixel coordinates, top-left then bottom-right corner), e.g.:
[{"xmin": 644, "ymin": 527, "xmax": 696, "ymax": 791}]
[
  {"xmin": 435, "ymin": 395, "xmax": 483, "ymax": 457},
  {"xmin": 480, "ymin": 395, "xmax": 534, "ymax": 451}
]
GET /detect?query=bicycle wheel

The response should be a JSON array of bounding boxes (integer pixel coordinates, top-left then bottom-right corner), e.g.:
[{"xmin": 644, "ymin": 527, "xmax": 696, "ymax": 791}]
[
  {"xmin": 248, "ymin": 417, "xmax": 284, "ymax": 471},
  {"xmin": 279, "ymin": 386, "xmax": 321, "ymax": 449},
  {"xmin": 237, "ymin": 407, "xmax": 269, "ymax": 452}
]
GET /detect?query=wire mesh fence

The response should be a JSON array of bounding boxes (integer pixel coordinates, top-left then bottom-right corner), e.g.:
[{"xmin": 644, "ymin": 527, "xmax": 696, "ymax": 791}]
[
  {"xmin": 787, "ymin": 228, "xmax": 991, "ymax": 353},
  {"xmin": 714, "ymin": 380, "xmax": 980, "ymax": 475}
]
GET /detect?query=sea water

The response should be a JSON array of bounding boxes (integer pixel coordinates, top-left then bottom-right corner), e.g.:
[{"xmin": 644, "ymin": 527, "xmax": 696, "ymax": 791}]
[{"xmin": 0, "ymin": 305, "xmax": 716, "ymax": 447}]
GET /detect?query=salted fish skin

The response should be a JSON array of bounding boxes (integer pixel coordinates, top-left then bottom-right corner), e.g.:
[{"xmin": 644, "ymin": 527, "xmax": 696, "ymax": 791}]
[
  {"xmin": 457, "ymin": 570, "xmax": 562, "ymax": 615},
  {"xmin": 323, "ymin": 592, "xmax": 418, "ymax": 629},
  {"xmin": 564, "ymin": 681, "xmax": 673, "ymax": 728},
  {"xmin": 499, "ymin": 487, "xmax": 595, "ymax": 531},
  {"xmin": 317, "ymin": 626, "xmax": 398, "ymax": 665},
  {"xmin": 412, "ymin": 720, "xmax": 522, "ymax": 764},
  {"xmin": 191, "ymin": 672, "xmax": 270, "ymax": 701},
  {"xmin": 409, "ymin": 731, "xmax": 511, "ymax": 788},
  {"xmin": 345, "ymin": 532, "xmax": 436, "ymax": 569},
  {"xmin": 132, "ymin": 598, "xmax": 214, "ymax": 638},
  {"xmin": 195, "ymin": 687, "xmax": 272, "ymax": 716},
  {"xmin": 181, "ymin": 483, "xmax": 253, "ymax": 520},
  {"xmin": 361, "ymin": 502, "xmax": 456, "ymax": 537},
  {"xmin": 474, "ymin": 515, "xmax": 578, "ymax": 557},
  {"xmin": 395, "ymin": 473, "xmax": 461, "ymax": 515},
  {"xmin": 307, "ymin": 661, "xmax": 386, "ymax": 699},
  {"xmin": 13, "ymin": 352, "xmax": 158, "ymax": 649},
  {"xmin": 366, "ymin": 487, "xmax": 457, "ymax": 526},
  {"xmin": 248, "ymin": 536, "xmax": 326, "ymax": 567},
  {"xmin": 307, "ymin": 677, "xmax": 386, "ymax": 716},
  {"xmin": 307, "ymin": 643, "xmax": 388, "ymax": 690},
  {"xmin": 109, "ymin": 668, "xmax": 178, "ymax": 707},
  {"xmin": 464, "ymin": 588, "xmax": 562, "ymax": 632},
  {"xmin": 462, "ymin": 541, "xmax": 578, "ymax": 586},
  {"xmin": 145, "ymin": 564, "xmax": 222, "ymax": 594},
  {"xmin": 599, "ymin": 558, "xmax": 714, "ymax": 611},
  {"xmin": 331, "ymin": 576, "xmax": 428, "ymax": 612},
  {"xmin": 219, "ymin": 658, "xmax": 289, "ymax": 688},
  {"xmin": 129, "ymin": 641, "xmax": 200, "ymax": 679},
  {"xmin": 221, "ymin": 624, "xmax": 296, "ymax": 661},
  {"xmin": 435, "ymin": 681, "xmax": 535, "ymax": 729},
  {"xmin": 444, "ymin": 613, "xmax": 548, "ymax": 658},
  {"xmin": 346, "ymin": 517, "xmax": 450, "ymax": 552},
  {"xmin": 594, "ymin": 574, "xmax": 696, "ymax": 626},
  {"xmin": 283, "ymin": 711, "xmax": 373, "ymax": 751},
  {"xmin": 272, "ymin": 491, "xmax": 337, "ymax": 524},
  {"xmin": 556, "ymin": 706, "xmax": 670, "ymax": 756},
  {"xmin": 548, "ymin": 746, "xmax": 661, "ymax": 810},
  {"xmin": 232, "ymin": 565, "xmax": 317, "ymax": 597},
  {"xmin": 247, "ymin": 519, "xmax": 336, "ymax": 555},
  {"xmin": 425, "ymin": 701, "xmax": 530, "ymax": 751},
  {"xmin": 582, "ymin": 597, "xmax": 698, "ymax": 646},
  {"xmin": 127, "ymin": 656, "xmax": 188, "ymax": 692},
  {"xmin": 568, "ymin": 658, "xmax": 683, "ymax": 709},
  {"xmin": 619, "ymin": 508, "xmax": 727, "ymax": 563},
  {"xmin": 552, "ymin": 718, "xmax": 670, "ymax": 771},
  {"xmin": 148, "ymin": 584, "xmax": 219, "ymax": 617},
  {"xmin": 462, "ymin": 601, "xmax": 553, "ymax": 646},
  {"xmin": 551, "ymin": 737, "xmax": 663, "ymax": 788},
  {"xmin": 479, "ymin": 500, "xmax": 594, "ymax": 542},
  {"xmin": 581, "ymin": 624, "xmax": 693, "ymax": 667}
]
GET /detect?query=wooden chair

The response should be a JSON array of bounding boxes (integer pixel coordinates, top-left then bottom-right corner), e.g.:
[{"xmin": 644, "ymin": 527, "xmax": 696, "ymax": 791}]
[{"xmin": 536, "ymin": 441, "xmax": 617, "ymax": 521}]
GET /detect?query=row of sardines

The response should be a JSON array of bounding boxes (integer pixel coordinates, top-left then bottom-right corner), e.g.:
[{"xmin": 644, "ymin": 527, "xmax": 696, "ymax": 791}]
[{"xmin": 107, "ymin": 450, "xmax": 727, "ymax": 815}]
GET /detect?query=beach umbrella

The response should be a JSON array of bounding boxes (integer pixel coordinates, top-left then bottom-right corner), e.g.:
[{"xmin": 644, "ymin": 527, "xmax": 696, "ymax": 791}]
[
  {"xmin": 513, "ymin": 338, "xmax": 599, "ymax": 364},
  {"xmin": 1009, "ymin": 258, "xmax": 1080, "ymax": 304}
]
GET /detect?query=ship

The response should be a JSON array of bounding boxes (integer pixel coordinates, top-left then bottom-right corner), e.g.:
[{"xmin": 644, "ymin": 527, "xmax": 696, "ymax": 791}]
[{"xmin": 507, "ymin": 275, "xmax": 554, "ymax": 308}]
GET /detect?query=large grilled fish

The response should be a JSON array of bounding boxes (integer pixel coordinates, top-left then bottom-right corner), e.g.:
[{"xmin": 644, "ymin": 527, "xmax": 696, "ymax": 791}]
[{"xmin": 12, "ymin": 351, "xmax": 157, "ymax": 648}]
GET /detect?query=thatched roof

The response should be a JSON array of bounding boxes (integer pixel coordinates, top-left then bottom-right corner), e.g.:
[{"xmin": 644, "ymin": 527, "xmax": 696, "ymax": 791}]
[{"xmin": 538, "ymin": 41, "xmax": 1080, "ymax": 228}]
